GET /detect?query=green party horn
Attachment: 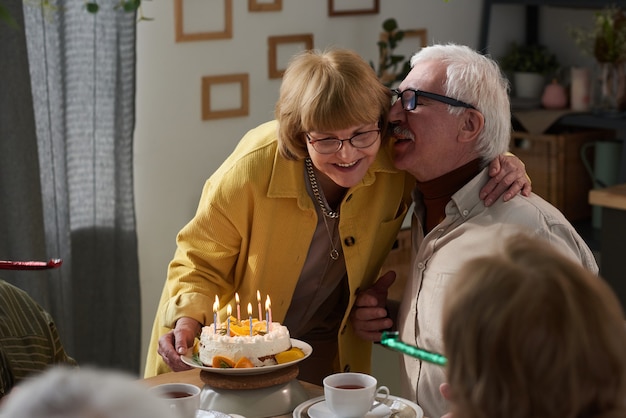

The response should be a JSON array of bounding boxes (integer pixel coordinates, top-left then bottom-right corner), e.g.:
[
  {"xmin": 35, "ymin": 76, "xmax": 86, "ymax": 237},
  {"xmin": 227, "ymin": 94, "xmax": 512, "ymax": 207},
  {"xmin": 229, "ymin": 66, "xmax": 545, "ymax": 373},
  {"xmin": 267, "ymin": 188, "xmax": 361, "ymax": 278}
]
[{"xmin": 380, "ymin": 331, "xmax": 447, "ymax": 366}]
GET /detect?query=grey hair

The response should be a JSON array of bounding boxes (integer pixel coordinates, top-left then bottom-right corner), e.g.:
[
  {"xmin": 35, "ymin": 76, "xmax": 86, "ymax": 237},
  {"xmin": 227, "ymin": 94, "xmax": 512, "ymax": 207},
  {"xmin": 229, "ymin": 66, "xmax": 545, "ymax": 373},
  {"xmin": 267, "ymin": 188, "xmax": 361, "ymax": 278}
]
[
  {"xmin": 410, "ymin": 43, "xmax": 511, "ymax": 162},
  {"xmin": 1, "ymin": 366, "xmax": 171, "ymax": 418}
]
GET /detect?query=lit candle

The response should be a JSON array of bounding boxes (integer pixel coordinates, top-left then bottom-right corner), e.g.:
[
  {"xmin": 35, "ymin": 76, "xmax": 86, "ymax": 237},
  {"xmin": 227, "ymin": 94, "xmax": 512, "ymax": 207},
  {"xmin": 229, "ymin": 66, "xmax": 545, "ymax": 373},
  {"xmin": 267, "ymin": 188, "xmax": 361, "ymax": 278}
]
[
  {"xmin": 235, "ymin": 293, "xmax": 241, "ymax": 322},
  {"xmin": 265, "ymin": 295, "xmax": 271, "ymax": 333},
  {"xmin": 213, "ymin": 300, "xmax": 218, "ymax": 333},
  {"xmin": 226, "ymin": 304, "xmax": 232, "ymax": 336},
  {"xmin": 265, "ymin": 295, "xmax": 272, "ymax": 332},
  {"xmin": 214, "ymin": 295, "xmax": 220, "ymax": 328},
  {"xmin": 257, "ymin": 290, "xmax": 263, "ymax": 321},
  {"xmin": 247, "ymin": 303, "xmax": 253, "ymax": 336}
]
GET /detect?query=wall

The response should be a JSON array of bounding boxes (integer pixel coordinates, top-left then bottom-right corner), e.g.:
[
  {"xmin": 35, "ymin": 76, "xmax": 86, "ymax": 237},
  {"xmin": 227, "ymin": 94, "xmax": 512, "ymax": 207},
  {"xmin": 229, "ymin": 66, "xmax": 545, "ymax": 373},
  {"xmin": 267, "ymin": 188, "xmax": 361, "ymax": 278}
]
[{"xmin": 134, "ymin": 1, "xmax": 597, "ymax": 374}]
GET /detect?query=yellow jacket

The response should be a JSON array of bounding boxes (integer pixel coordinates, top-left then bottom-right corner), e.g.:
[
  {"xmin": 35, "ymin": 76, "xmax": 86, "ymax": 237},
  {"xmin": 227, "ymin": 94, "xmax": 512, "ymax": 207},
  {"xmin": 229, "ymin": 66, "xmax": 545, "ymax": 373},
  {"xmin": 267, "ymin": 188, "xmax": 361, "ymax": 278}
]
[{"xmin": 145, "ymin": 120, "xmax": 414, "ymax": 377}]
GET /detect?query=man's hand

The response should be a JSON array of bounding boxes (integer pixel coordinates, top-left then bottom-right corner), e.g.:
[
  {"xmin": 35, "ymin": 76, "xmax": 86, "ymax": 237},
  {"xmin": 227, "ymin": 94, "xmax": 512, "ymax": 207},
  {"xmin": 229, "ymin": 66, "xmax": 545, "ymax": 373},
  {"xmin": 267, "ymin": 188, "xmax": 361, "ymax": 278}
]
[
  {"xmin": 350, "ymin": 271, "xmax": 396, "ymax": 341},
  {"xmin": 156, "ymin": 317, "xmax": 201, "ymax": 372},
  {"xmin": 481, "ymin": 153, "xmax": 532, "ymax": 206}
]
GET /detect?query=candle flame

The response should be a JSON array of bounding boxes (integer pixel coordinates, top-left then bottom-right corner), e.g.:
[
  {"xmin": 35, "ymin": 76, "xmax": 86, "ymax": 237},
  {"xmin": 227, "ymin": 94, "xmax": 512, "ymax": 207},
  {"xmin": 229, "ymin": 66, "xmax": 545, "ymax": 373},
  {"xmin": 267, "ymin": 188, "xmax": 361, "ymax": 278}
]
[
  {"xmin": 265, "ymin": 295, "xmax": 271, "ymax": 310},
  {"xmin": 227, "ymin": 304, "xmax": 232, "ymax": 316},
  {"xmin": 235, "ymin": 293, "xmax": 240, "ymax": 303},
  {"xmin": 213, "ymin": 300, "xmax": 218, "ymax": 313},
  {"xmin": 247, "ymin": 303, "xmax": 252, "ymax": 316},
  {"xmin": 257, "ymin": 290, "xmax": 261, "ymax": 302}
]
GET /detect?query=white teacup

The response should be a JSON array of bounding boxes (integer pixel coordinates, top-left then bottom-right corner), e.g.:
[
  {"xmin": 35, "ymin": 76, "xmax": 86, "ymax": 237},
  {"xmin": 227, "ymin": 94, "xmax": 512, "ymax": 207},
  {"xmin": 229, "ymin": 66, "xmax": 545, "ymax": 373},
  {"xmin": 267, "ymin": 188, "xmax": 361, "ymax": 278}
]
[
  {"xmin": 323, "ymin": 372, "xmax": 390, "ymax": 418},
  {"xmin": 150, "ymin": 382, "xmax": 201, "ymax": 418}
]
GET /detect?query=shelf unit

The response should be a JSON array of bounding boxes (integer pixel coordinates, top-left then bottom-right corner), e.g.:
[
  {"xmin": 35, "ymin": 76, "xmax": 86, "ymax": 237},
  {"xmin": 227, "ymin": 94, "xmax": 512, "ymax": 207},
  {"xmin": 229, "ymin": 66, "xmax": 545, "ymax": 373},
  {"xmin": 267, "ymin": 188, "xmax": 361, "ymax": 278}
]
[
  {"xmin": 480, "ymin": 0, "xmax": 626, "ymax": 183},
  {"xmin": 479, "ymin": 0, "xmax": 626, "ymax": 53}
]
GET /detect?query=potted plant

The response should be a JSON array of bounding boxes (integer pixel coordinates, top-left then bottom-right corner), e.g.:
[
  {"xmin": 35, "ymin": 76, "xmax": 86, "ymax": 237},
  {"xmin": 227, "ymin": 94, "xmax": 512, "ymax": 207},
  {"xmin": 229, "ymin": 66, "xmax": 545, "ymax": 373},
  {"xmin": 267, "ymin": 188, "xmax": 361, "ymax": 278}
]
[
  {"xmin": 370, "ymin": 18, "xmax": 412, "ymax": 88},
  {"xmin": 498, "ymin": 42, "xmax": 560, "ymax": 99},
  {"xmin": 570, "ymin": 6, "xmax": 626, "ymax": 113}
]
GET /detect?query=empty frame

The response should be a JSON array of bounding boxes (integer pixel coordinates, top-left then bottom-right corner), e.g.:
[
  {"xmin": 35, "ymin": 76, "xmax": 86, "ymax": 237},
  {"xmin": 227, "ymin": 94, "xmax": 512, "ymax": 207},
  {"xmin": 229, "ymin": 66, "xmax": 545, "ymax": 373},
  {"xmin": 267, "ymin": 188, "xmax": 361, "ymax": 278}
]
[
  {"xmin": 201, "ymin": 74, "xmax": 249, "ymax": 120},
  {"xmin": 328, "ymin": 0, "xmax": 379, "ymax": 16},
  {"xmin": 175, "ymin": 0, "xmax": 233, "ymax": 42},
  {"xmin": 249, "ymin": 0, "xmax": 282, "ymax": 11},
  {"xmin": 268, "ymin": 34, "xmax": 314, "ymax": 79}
]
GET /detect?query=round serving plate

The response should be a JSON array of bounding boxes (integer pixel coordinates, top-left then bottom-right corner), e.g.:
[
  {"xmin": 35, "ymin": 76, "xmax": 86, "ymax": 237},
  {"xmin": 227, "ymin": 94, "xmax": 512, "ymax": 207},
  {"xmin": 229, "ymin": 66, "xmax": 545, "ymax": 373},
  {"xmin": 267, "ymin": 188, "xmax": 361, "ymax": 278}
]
[
  {"xmin": 293, "ymin": 395, "xmax": 424, "ymax": 418},
  {"xmin": 181, "ymin": 339, "xmax": 312, "ymax": 376}
]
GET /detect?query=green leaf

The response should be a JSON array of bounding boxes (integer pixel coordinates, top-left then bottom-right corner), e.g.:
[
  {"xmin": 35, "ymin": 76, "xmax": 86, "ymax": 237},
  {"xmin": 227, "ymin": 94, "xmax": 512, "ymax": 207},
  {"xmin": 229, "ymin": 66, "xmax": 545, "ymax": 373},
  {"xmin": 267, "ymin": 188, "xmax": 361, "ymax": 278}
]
[
  {"xmin": 218, "ymin": 359, "xmax": 233, "ymax": 368},
  {"xmin": 123, "ymin": 0, "xmax": 141, "ymax": 12},
  {"xmin": 382, "ymin": 18, "xmax": 398, "ymax": 33},
  {"xmin": 390, "ymin": 55, "xmax": 405, "ymax": 65},
  {"xmin": 86, "ymin": 2, "xmax": 99, "ymax": 13},
  {"xmin": 392, "ymin": 31, "xmax": 405, "ymax": 42},
  {"xmin": 0, "ymin": 3, "xmax": 19, "ymax": 28}
]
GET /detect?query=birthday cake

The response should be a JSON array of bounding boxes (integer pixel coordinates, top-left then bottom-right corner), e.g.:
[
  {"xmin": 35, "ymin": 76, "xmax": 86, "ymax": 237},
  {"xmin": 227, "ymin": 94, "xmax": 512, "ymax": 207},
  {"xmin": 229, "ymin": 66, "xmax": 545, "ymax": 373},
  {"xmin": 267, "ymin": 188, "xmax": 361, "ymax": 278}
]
[{"xmin": 198, "ymin": 319, "xmax": 294, "ymax": 368}]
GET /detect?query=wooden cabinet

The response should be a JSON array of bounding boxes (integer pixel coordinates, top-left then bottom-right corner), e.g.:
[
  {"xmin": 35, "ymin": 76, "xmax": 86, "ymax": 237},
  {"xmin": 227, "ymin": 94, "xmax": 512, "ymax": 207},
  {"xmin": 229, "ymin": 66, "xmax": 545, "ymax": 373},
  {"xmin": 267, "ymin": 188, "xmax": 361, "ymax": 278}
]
[{"xmin": 510, "ymin": 128, "xmax": 616, "ymax": 221}]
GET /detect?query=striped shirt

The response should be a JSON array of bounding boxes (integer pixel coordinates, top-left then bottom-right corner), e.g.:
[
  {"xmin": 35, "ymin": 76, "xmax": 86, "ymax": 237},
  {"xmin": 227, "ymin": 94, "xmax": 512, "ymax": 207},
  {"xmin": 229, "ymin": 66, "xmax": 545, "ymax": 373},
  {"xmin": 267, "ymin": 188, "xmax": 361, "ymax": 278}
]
[{"xmin": 0, "ymin": 280, "xmax": 77, "ymax": 398}]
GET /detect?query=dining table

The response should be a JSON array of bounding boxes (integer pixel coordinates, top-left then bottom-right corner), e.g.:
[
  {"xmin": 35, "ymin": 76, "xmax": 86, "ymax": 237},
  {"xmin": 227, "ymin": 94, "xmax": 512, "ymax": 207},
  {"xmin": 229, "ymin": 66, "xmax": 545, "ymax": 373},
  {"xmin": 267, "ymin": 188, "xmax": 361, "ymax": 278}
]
[{"xmin": 142, "ymin": 368, "xmax": 324, "ymax": 418}]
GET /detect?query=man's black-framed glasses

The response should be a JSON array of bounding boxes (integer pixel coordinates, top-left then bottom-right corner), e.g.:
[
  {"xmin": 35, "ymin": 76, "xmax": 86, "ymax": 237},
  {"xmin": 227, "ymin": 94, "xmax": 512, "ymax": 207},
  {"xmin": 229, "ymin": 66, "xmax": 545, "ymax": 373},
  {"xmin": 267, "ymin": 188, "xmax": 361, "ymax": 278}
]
[
  {"xmin": 306, "ymin": 129, "xmax": 380, "ymax": 154},
  {"xmin": 391, "ymin": 88, "xmax": 476, "ymax": 111}
]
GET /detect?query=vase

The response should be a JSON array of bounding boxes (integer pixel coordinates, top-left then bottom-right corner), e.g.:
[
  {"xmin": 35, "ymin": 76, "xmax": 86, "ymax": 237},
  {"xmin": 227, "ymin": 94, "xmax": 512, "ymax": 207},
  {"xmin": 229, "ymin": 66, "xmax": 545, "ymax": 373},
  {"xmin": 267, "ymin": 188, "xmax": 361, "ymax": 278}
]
[
  {"xmin": 570, "ymin": 67, "xmax": 591, "ymax": 111},
  {"xmin": 593, "ymin": 61, "xmax": 626, "ymax": 115},
  {"xmin": 541, "ymin": 79, "xmax": 568, "ymax": 109}
]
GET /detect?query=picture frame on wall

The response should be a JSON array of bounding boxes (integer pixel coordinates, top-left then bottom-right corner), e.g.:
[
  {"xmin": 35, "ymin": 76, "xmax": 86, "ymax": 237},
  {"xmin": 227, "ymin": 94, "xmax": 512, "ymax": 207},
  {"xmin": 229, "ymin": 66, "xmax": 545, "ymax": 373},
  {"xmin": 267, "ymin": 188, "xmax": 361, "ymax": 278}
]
[
  {"xmin": 201, "ymin": 74, "xmax": 250, "ymax": 120},
  {"xmin": 249, "ymin": 0, "xmax": 282, "ymax": 12},
  {"xmin": 268, "ymin": 34, "xmax": 314, "ymax": 79},
  {"xmin": 174, "ymin": 0, "xmax": 233, "ymax": 42},
  {"xmin": 328, "ymin": 0, "xmax": 379, "ymax": 16}
]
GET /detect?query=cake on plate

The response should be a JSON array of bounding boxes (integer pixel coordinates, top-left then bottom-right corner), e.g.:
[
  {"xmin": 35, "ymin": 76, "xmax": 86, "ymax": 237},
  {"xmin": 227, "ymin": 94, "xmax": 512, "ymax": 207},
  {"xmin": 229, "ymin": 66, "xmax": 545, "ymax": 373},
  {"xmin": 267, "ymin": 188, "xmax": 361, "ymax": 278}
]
[{"xmin": 198, "ymin": 318, "xmax": 294, "ymax": 367}]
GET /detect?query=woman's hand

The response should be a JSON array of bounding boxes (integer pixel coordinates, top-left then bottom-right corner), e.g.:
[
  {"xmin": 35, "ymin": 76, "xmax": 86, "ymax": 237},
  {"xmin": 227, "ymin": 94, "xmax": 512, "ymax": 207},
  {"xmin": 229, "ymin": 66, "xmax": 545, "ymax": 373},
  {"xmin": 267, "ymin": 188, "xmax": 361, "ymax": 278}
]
[
  {"xmin": 157, "ymin": 317, "xmax": 201, "ymax": 372},
  {"xmin": 481, "ymin": 153, "xmax": 532, "ymax": 206}
]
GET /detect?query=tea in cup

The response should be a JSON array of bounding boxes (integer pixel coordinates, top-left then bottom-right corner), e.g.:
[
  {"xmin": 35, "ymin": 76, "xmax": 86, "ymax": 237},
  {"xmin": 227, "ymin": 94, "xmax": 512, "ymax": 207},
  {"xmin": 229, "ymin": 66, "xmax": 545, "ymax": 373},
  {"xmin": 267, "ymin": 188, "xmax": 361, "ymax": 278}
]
[
  {"xmin": 150, "ymin": 382, "xmax": 201, "ymax": 418},
  {"xmin": 323, "ymin": 372, "xmax": 390, "ymax": 418}
]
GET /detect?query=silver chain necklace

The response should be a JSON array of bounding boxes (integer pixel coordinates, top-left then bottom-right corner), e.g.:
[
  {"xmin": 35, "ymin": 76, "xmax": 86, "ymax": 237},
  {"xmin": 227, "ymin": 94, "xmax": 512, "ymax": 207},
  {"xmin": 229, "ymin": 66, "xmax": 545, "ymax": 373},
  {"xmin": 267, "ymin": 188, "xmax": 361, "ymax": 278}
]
[
  {"xmin": 305, "ymin": 157, "xmax": 339, "ymax": 219},
  {"xmin": 305, "ymin": 157, "xmax": 340, "ymax": 260},
  {"xmin": 322, "ymin": 215, "xmax": 340, "ymax": 260}
]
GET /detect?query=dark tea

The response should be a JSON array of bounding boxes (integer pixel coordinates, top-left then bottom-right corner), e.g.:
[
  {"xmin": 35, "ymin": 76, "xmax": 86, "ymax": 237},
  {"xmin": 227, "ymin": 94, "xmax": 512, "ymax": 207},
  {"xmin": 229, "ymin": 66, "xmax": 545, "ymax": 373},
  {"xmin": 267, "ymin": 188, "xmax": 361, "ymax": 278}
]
[
  {"xmin": 335, "ymin": 384, "xmax": 365, "ymax": 389},
  {"xmin": 164, "ymin": 391, "xmax": 193, "ymax": 398}
]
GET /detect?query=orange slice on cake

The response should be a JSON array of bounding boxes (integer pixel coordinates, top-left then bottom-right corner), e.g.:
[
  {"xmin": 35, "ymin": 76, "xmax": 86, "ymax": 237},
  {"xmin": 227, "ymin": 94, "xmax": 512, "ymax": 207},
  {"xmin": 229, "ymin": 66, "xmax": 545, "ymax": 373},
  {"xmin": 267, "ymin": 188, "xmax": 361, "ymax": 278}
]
[
  {"xmin": 275, "ymin": 347, "xmax": 305, "ymax": 364},
  {"xmin": 234, "ymin": 357, "xmax": 255, "ymax": 368},
  {"xmin": 212, "ymin": 355, "xmax": 235, "ymax": 368}
]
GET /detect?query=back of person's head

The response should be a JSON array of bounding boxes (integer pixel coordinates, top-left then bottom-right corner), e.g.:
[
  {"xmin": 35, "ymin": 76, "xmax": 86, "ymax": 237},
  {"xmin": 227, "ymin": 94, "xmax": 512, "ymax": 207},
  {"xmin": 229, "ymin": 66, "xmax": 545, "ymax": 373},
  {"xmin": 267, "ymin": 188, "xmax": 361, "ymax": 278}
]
[
  {"xmin": 442, "ymin": 234, "xmax": 626, "ymax": 418},
  {"xmin": 276, "ymin": 47, "xmax": 391, "ymax": 160},
  {"xmin": 0, "ymin": 366, "xmax": 170, "ymax": 418},
  {"xmin": 410, "ymin": 43, "xmax": 511, "ymax": 162}
]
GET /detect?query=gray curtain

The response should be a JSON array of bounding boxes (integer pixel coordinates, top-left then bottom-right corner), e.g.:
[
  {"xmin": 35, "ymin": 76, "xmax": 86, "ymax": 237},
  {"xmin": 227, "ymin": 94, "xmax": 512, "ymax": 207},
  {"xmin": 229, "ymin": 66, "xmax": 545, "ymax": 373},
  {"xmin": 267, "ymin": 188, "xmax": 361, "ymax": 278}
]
[{"xmin": 0, "ymin": 0, "xmax": 140, "ymax": 374}]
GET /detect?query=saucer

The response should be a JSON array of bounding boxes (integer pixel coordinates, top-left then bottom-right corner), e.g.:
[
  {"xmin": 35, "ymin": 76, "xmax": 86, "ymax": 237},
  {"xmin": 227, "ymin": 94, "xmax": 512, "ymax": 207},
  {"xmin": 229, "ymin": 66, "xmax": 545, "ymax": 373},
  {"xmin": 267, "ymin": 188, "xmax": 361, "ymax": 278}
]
[
  {"xmin": 308, "ymin": 400, "xmax": 391, "ymax": 418},
  {"xmin": 293, "ymin": 395, "xmax": 424, "ymax": 418},
  {"xmin": 196, "ymin": 410, "xmax": 233, "ymax": 418}
]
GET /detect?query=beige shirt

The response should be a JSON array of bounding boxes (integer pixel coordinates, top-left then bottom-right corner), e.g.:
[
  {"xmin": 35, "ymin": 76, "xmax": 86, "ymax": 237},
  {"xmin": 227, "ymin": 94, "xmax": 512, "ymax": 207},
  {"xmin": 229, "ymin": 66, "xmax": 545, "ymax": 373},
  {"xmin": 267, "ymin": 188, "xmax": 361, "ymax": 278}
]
[{"xmin": 397, "ymin": 168, "xmax": 598, "ymax": 418}]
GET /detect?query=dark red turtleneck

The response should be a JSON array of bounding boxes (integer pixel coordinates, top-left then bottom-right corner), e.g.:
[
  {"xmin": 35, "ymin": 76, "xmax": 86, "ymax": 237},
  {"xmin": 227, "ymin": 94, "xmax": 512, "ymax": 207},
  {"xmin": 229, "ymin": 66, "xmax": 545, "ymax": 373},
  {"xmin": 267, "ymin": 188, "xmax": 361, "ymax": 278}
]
[{"xmin": 415, "ymin": 159, "xmax": 482, "ymax": 233}]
